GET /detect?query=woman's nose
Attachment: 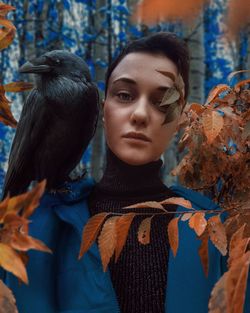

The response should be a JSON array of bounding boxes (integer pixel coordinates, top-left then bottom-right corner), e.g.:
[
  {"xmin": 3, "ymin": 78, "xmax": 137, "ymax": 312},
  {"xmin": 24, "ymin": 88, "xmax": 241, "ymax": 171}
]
[{"xmin": 130, "ymin": 97, "xmax": 150, "ymax": 127}]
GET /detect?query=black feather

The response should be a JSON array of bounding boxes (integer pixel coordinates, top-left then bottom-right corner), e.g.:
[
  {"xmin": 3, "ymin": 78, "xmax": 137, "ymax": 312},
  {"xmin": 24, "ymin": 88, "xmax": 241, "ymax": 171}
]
[{"xmin": 2, "ymin": 50, "xmax": 99, "ymax": 198}]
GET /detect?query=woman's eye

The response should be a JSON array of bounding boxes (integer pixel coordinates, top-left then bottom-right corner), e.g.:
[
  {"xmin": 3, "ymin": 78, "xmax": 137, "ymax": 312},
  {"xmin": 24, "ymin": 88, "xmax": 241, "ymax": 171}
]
[{"xmin": 116, "ymin": 92, "xmax": 133, "ymax": 102}]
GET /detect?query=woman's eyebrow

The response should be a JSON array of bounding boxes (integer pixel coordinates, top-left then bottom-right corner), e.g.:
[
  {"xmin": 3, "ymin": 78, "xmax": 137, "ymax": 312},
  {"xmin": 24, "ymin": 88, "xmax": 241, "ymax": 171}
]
[
  {"xmin": 112, "ymin": 77, "xmax": 170, "ymax": 91},
  {"xmin": 112, "ymin": 77, "xmax": 137, "ymax": 86}
]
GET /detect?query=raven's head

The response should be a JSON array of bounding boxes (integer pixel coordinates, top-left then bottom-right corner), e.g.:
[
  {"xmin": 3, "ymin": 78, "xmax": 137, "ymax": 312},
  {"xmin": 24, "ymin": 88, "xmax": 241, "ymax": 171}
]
[{"xmin": 19, "ymin": 50, "xmax": 91, "ymax": 82}]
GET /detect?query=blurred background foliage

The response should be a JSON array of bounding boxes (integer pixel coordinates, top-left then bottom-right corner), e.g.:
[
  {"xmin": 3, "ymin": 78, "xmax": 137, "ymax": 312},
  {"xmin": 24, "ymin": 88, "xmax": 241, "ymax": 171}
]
[{"xmin": 0, "ymin": 0, "xmax": 249, "ymax": 189}]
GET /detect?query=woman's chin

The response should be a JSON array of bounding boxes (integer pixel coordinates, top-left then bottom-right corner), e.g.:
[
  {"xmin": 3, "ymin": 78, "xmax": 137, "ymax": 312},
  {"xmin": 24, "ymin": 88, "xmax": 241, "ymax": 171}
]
[{"xmin": 112, "ymin": 148, "xmax": 159, "ymax": 166}]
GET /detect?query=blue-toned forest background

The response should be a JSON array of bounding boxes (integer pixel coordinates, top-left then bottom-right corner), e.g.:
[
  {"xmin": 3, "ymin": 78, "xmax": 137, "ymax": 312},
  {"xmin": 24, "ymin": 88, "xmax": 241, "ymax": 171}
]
[{"xmin": 0, "ymin": 0, "xmax": 249, "ymax": 189}]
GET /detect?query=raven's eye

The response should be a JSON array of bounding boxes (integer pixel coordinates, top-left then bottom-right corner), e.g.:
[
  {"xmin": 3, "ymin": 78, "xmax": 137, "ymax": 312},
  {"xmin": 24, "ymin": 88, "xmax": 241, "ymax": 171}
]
[{"xmin": 55, "ymin": 59, "xmax": 61, "ymax": 65}]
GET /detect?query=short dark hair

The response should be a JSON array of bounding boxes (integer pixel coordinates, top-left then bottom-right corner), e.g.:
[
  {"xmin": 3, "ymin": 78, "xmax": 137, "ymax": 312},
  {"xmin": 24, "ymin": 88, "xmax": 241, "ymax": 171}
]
[{"xmin": 105, "ymin": 32, "xmax": 190, "ymax": 101}]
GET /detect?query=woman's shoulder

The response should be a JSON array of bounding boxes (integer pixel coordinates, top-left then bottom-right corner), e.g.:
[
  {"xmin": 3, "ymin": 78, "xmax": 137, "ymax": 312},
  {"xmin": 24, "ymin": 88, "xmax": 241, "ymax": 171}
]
[{"xmin": 169, "ymin": 184, "xmax": 220, "ymax": 211}]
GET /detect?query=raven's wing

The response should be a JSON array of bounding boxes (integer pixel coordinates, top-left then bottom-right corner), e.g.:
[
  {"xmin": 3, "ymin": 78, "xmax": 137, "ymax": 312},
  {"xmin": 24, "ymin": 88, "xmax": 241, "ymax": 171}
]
[{"xmin": 2, "ymin": 89, "xmax": 48, "ymax": 198}]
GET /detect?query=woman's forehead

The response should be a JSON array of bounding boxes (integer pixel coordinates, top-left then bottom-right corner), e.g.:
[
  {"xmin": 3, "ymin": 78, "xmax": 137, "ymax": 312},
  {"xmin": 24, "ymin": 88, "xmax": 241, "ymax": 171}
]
[{"xmin": 109, "ymin": 52, "xmax": 178, "ymax": 87}]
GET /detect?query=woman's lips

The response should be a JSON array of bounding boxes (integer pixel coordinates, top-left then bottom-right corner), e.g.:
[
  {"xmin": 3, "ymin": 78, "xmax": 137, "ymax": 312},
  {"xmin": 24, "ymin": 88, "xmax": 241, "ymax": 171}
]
[{"xmin": 122, "ymin": 132, "xmax": 151, "ymax": 142}]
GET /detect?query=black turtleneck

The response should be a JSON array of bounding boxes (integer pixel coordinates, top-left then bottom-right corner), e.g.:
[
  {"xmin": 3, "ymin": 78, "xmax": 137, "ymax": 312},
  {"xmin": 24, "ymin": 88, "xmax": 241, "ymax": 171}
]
[{"xmin": 88, "ymin": 148, "xmax": 178, "ymax": 313}]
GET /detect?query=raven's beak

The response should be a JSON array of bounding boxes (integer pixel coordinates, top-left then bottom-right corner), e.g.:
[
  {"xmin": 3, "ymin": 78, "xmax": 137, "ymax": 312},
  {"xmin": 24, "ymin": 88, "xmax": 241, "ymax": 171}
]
[{"xmin": 19, "ymin": 61, "xmax": 51, "ymax": 74}]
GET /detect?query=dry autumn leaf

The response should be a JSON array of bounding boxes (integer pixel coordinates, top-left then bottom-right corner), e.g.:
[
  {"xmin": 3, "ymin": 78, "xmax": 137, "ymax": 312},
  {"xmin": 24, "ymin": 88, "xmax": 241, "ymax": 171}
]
[
  {"xmin": 230, "ymin": 254, "xmax": 250, "ymax": 313},
  {"xmin": 115, "ymin": 213, "xmax": 135, "ymax": 262},
  {"xmin": 132, "ymin": 0, "xmax": 208, "ymax": 25},
  {"xmin": 0, "ymin": 280, "xmax": 18, "ymax": 313},
  {"xmin": 0, "ymin": 243, "xmax": 28, "ymax": 284},
  {"xmin": 190, "ymin": 103, "xmax": 206, "ymax": 115},
  {"xmin": 168, "ymin": 216, "xmax": 179, "ymax": 257},
  {"xmin": 3, "ymin": 82, "xmax": 33, "ymax": 93},
  {"xmin": 124, "ymin": 201, "xmax": 164, "ymax": 210},
  {"xmin": 21, "ymin": 180, "xmax": 46, "ymax": 219},
  {"xmin": 207, "ymin": 215, "xmax": 227, "ymax": 256},
  {"xmin": 10, "ymin": 232, "xmax": 52, "ymax": 253},
  {"xmin": 160, "ymin": 197, "xmax": 193, "ymax": 209},
  {"xmin": 0, "ymin": 85, "xmax": 17, "ymax": 127},
  {"xmin": 205, "ymin": 84, "xmax": 230, "ymax": 106},
  {"xmin": 137, "ymin": 216, "xmax": 153, "ymax": 245},
  {"xmin": 181, "ymin": 212, "xmax": 193, "ymax": 221},
  {"xmin": 189, "ymin": 212, "xmax": 207, "ymax": 236},
  {"xmin": 0, "ymin": 195, "xmax": 9, "ymax": 221},
  {"xmin": 226, "ymin": 0, "xmax": 250, "ymax": 38},
  {"xmin": 208, "ymin": 271, "xmax": 228, "ymax": 313},
  {"xmin": 0, "ymin": 3, "xmax": 15, "ymax": 17},
  {"xmin": 228, "ymin": 238, "xmax": 249, "ymax": 268},
  {"xmin": 198, "ymin": 232, "xmax": 209, "ymax": 277},
  {"xmin": 0, "ymin": 28, "xmax": 15, "ymax": 50},
  {"xmin": 98, "ymin": 216, "xmax": 119, "ymax": 272},
  {"xmin": 79, "ymin": 212, "xmax": 109, "ymax": 259},
  {"xmin": 202, "ymin": 109, "xmax": 224, "ymax": 144}
]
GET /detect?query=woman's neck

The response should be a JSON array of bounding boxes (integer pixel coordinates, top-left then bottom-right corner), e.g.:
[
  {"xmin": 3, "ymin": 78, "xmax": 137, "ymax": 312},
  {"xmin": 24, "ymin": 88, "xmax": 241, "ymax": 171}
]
[{"xmin": 95, "ymin": 148, "xmax": 167, "ymax": 198}]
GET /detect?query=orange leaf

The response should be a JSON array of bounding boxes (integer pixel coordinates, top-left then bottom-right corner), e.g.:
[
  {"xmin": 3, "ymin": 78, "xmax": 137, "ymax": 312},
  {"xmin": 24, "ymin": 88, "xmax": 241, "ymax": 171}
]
[
  {"xmin": 0, "ymin": 280, "xmax": 18, "ymax": 313},
  {"xmin": 124, "ymin": 201, "xmax": 164, "ymax": 210},
  {"xmin": 0, "ymin": 17, "xmax": 15, "ymax": 30},
  {"xmin": 229, "ymin": 223, "xmax": 246, "ymax": 255},
  {"xmin": 0, "ymin": 243, "xmax": 28, "ymax": 284},
  {"xmin": 137, "ymin": 216, "xmax": 153, "ymax": 245},
  {"xmin": 3, "ymin": 193, "xmax": 28, "ymax": 220},
  {"xmin": 0, "ymin": 195, "xmax": 9, "ymax": 221},
  {"xmin": 198, "ymin": 232, "xmax": 209, "ymax": 277},
  {"xmin": 79, "ymin": 212, "xmax": 109, "ymax": 259},
  {"xmin": 242, "ymin": 121, "xmax": 250, "ymax": 140},
  {"xmin": 160, "ymin": 197, "xmax": 193, "ymax": 209},
  {"xmin": 181, "ymin": 212, "xmax": 193, "ymax": 221},
  {"xmin": 189, "ymin": 103, "xmax": 205, "ymax": 115},
  {"xmin": 227, "ymin": 70, "xmax": 250, "ymax": 83},
  {"xmin": 231, "ymin": 254, "xmax": 250, "ymax": 313},
  {"xmin": 205, "ymin": 84, "xmax": 230, "ymax": 105},
  {"xmin": 207, "ymin": 215, "xmax": 227, "ymax": 256},
  {"xmin": 208, "ymin": 271, "xmax": 228, "ymax": 312},
  {"xmin": 3, "ymin": 82, "xmax": 33, "ymax": 93},
  {"xmin": 98, "ymin": 216, "xmax": 119, "ymax": 272},
  {"xmin": 10, "ymin": 232, "xmax": 52, "ymax": 253},
  {"xmin": 0, "ymin": 85, "xmax": 17, "ymax": 127},
  {"xmin": 202, "ymin": 109, "xmax": 224, "ymax": 144},
  {"xmin": 235, "ymin": 79, "xmax": 250, "ymax": 91},
  {"xmin": 115, "ymin": 213, "xmax": 135, "ymax": 263},
  {"xmin": 3, "ymin": 213, "xmax": 30, "ymax": 230},
  {"xmin": 228, "ymin": 238, "xmax": 249, "ymax": 268},
  {"xmin": 0, "ymin": 28, "xmax": 15, "ymax": 50},
  {"xmin": 168, "ymin": 216, "xmax": 179, "ymax": 257},
  {"xmin": 133, "ymin": 0, "xmax": 208, "ymax": 25},
  {"xmin": 189, "ymin": 212, "xmax": 207, "ymax": 236},
  {"xmin": 21, "ymin": 180, "xmax": 46, "ymax": 219},
  {"xmin": 0, "ymin": 4, "xmax": 15, "ymax": 17},
  {"xmin": 2, "ymin": 180, "xmax": 45, "ymax": 220},
  {"xmin": 227, "ymin": 0, "xmax": 250, "ymax": 38}
]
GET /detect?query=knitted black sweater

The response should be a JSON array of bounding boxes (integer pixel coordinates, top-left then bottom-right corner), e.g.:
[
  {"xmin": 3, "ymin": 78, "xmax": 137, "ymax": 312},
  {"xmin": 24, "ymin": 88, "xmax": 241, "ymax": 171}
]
[{"xmin": 87, "ymin": 149, "xmax": 178, "ymax": 313}]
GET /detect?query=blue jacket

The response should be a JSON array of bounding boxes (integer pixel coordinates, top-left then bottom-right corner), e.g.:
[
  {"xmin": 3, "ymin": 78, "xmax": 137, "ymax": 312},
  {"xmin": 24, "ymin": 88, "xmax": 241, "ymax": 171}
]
[{"xmin": 3, "ymin": 178, "xmax": 250, "ymax": 313}]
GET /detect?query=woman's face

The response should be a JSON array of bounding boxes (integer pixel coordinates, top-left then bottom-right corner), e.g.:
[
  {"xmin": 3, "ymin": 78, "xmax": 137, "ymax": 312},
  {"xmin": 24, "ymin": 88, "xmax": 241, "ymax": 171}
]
[{"xmin": 103, "ymin": 52, "xmax": 182, "ymax": 165}]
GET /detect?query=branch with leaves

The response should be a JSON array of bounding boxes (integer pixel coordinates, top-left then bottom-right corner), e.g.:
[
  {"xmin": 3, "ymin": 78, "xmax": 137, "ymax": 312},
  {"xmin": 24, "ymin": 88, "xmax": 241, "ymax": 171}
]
[
  {"xmin": 0, "ymin": 3, "xmax": 33, "ymax": 128},
  {"xmin": 0, "ymin": 180, "xmax": 50, "ymax": 311}
]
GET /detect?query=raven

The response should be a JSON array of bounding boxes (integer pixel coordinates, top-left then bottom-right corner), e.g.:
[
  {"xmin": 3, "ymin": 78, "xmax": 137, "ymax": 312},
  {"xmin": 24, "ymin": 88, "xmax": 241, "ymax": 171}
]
[{"xmin": 2, "ymin": 50, "xmax": 99, "ymax": 198}]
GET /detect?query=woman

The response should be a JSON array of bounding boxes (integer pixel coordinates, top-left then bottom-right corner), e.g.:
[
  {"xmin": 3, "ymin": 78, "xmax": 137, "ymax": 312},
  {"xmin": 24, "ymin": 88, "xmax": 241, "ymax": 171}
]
[{"xmin": 4, "ymin": 33, "xmax": 242, "ymax": 313}]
